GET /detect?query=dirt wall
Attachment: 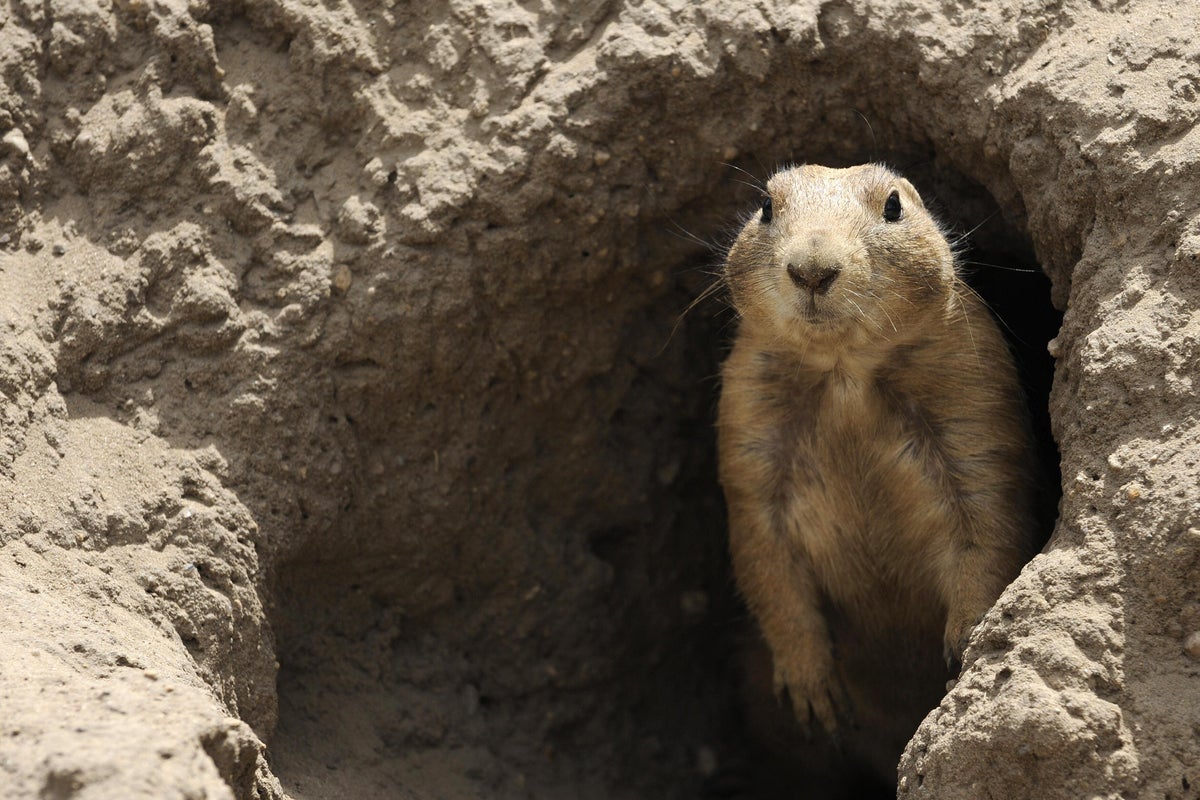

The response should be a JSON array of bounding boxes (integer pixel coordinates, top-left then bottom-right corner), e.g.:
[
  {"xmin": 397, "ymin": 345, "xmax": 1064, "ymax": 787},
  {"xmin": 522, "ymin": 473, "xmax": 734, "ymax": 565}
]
[{"xmin": 0, "ymin": 0, "xmax": 1198, "ymax": 798}]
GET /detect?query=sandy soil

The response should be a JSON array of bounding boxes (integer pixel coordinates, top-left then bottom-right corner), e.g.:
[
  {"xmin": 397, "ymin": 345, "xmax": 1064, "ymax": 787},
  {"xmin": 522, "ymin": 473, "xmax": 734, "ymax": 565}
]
[{"xmin": 0, "ymin": 0, "xmax": 1198, "ymax": 798}]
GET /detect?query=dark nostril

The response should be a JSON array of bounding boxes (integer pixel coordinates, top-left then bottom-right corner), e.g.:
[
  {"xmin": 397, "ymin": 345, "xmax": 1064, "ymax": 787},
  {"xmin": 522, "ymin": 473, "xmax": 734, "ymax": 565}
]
[
  {"xmin": 813, "ymin": 267, "xmax": 839, "ymax": 295},
  {"xmin": 786, "ymin": 262, "xmax": 804, "ymax": 286}
]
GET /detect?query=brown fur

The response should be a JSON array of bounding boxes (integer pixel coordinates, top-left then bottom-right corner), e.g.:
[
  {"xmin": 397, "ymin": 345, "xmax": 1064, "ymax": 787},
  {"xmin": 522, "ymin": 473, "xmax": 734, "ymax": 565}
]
[{"xmin": 717, "ymin": 164, "xmax": 1037, "ymax": 769}]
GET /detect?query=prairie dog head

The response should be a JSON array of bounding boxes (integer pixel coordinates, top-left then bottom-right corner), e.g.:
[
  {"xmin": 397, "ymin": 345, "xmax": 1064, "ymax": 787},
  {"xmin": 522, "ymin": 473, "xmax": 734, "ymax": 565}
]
[{"xmin": 724, "ymin": 164, "xmax": 956, "ymax": 349}]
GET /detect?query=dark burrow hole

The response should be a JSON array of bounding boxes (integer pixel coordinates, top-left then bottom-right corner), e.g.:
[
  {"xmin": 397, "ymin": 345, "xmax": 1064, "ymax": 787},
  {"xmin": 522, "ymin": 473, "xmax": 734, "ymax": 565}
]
[{"xmin": 266, "ymin": 153, "xmax": 1062, "ymax": 799}]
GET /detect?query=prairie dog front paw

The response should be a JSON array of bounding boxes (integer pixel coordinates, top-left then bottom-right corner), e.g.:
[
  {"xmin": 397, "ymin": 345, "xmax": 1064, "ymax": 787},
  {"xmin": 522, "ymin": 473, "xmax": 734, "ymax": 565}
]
[
  {"xmin": 772, "ymin": 647, "xmax": 852, "ymax": 735},
  {"xmin": 943, "ymin": 611, "xmax": 984, "ymax": 666}
]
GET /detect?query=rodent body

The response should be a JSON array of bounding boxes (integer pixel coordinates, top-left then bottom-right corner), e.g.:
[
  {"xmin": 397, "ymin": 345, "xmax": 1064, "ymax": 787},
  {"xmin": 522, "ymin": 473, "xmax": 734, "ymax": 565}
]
[{"xmin": 717, "ymin": 164, "xmax": 1037, "ymax": 768}]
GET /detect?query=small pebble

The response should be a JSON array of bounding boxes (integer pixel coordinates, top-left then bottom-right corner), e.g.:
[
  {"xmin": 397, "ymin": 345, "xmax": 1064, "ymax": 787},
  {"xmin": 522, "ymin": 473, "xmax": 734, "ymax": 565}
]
[
  {"xmin": 1184, "ymin": 632, "xmax": 1200, "ymax": 660},
  {"xmin": 52, "ymin": 243, "xmax": 67, "ymax": 256}
]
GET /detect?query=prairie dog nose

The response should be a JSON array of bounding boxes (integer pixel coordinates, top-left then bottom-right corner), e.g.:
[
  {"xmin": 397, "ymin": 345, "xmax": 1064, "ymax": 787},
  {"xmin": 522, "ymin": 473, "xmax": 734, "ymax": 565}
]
[
  {"xmin": 784, "ymin": 231, "xmax": 843, "ymax": 295},
  {"xmin": 785, "ymin": 261, "xmax": 840, "ymax": 295}
]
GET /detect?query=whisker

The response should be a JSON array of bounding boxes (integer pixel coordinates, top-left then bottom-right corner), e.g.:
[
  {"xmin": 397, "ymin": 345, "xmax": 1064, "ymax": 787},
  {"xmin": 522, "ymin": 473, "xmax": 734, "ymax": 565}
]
[
  {"xmin": 720, "ymin": 161, "xmax": 766, "ymax": 191},
  {"xmin": 665, "ymin": 217, "xmax": 723, "ymax": 250},
  {"xmin": 657, "ymin": 275, "xmax": 729, "ymax": 355},
  {"xmin": 951, "ymin": 209, "xmax": 1001, "ymax": 244},
  {"xmin": 853, "ymin": 109, "xmax": 879, "ymax": 162},
  {"xmin": 954, "ymin": 278, "xmax": 1030, "ymax": 347},
  {"xmin": 959, "ymin": 260, "xmax": 1041, "ymax": 275},
  {"xmin": 845, "ymin": 296, "xmax": 878, "ymax": 333},
  {"xmin": 951, "ymin": 289, "xmax": 981, "ymax": 371},
  {"xmin": 840, "ymin": 287, "xmax": 883, "ymax": 335},
  {"xmin": 868, "ymin": 294, "xmax": 897, "ymax": 333},
  {"xmin": 731, "ymin": 178, "xmax": 768, "ymax": 195}
]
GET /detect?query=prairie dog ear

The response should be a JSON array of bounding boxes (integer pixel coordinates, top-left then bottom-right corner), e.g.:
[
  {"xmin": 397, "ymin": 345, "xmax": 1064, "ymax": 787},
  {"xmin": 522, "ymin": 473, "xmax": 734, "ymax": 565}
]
[{"xmin": 895, "ymin": 177, "xmax": 926, "ymax": 211}]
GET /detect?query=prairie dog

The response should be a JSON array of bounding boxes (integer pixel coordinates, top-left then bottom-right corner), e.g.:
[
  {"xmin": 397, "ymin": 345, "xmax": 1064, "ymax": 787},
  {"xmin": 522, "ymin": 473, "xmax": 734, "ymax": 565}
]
[{"xmin": 717, "ymin": 164, "xmax": 1037, "ymax": 753}]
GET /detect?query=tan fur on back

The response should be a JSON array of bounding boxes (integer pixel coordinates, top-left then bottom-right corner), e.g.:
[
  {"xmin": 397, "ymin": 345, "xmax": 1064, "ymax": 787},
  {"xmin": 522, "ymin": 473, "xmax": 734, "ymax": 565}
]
[{"xmin": 717, "ymin": 164, "xmax": 1037, "ymax": 778}]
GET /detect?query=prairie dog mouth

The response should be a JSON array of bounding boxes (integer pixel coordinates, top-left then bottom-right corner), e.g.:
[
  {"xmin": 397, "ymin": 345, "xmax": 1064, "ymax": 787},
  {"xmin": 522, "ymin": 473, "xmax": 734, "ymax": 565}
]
[
  {"xmin": 793, "ymin": 294, "xmax": 846, "ymax": 329},
  {"xmin": 789, "ymin": 280, "xmax": 847, "ymax": 323}
]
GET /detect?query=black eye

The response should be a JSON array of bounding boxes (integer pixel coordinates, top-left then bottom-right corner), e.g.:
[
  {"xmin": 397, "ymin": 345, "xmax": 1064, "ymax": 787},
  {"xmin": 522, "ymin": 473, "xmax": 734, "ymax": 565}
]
[
  {"xmin": 760, "ymin": 195, "xmax": 773, "ymax": 225},
  {"xmin": 883, "ymin": 190, "xmax": 902, "ymax": 222}
]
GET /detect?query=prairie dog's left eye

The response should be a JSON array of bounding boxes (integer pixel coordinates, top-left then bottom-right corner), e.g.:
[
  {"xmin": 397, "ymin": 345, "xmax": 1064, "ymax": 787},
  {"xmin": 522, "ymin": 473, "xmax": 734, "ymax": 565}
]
[
  {"xmin": 760, "ymin": 195, "xmax": 773, "ymax": 225},
  {"xmin": 883, "ymin": 190, "xmax": 902, "ymax": 222}
]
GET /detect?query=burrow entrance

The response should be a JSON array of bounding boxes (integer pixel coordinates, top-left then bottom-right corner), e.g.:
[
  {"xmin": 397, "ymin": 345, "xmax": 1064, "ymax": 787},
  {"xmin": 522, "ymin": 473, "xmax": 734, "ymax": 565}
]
[{"xmin": 265, "ymin": 135, "xmax": 1062, "ymax": 800}]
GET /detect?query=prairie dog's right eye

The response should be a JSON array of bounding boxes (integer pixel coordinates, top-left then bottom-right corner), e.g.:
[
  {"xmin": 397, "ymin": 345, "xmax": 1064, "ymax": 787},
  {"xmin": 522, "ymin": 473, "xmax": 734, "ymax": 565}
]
[
  {"xmin": 883, "ymin": 190, "xmax": 902, "ymax": 222},
  {"xmin": 760, "ymin": 195, "xmax": 773, "ymax": 225}
]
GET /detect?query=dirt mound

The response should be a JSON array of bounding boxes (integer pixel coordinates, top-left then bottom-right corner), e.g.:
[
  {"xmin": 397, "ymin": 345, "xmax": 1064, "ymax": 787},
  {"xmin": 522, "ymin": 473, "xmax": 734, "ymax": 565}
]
[{"xmin": 1, "ymin": 0, "xmax": 1198, "ymax": 798}]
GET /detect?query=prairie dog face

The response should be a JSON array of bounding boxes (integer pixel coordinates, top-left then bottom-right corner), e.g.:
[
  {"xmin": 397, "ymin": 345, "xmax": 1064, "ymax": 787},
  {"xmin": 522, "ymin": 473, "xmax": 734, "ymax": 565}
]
[{"xmin": 724, "ymin": 164, "xmax": 956, "ymax": 347}]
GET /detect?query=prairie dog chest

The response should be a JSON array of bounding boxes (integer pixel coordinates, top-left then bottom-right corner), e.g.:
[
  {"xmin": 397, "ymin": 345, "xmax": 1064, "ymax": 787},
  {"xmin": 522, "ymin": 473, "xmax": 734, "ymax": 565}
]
[{"xmin": 723, "ymin": 360, "xmax": 952, "ymax": 596}]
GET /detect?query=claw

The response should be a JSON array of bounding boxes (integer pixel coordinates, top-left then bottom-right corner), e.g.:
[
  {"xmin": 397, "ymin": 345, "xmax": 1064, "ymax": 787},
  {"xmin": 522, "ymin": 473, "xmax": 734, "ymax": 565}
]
[
  {"xmin": 773, "ymin": 657, "xmax": 851, "ymax": 739},
  {"xmin": 795, "ymin": 690, "xmax": 816, "ymax": 738},
  {"xmin": 833, "ymin": 685, "xmax": 858, "ymax": 730}
]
